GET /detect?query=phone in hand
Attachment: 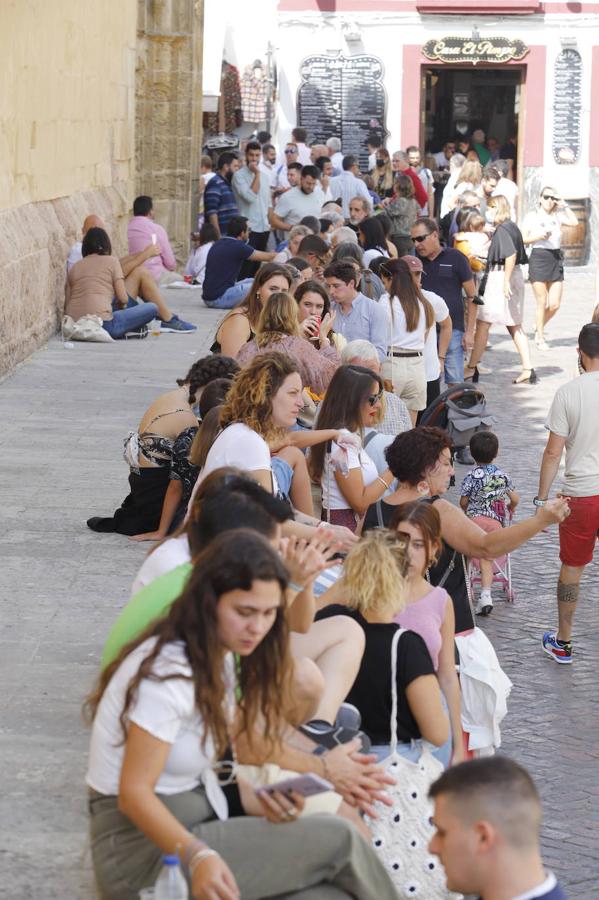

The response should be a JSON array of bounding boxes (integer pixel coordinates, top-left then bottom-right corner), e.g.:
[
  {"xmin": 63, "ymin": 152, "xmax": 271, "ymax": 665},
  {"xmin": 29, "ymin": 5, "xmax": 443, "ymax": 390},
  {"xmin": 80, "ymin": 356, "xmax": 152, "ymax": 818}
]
[{"xmin": 256, "ymin": 772, "xmax": 333, "ymax": 799}]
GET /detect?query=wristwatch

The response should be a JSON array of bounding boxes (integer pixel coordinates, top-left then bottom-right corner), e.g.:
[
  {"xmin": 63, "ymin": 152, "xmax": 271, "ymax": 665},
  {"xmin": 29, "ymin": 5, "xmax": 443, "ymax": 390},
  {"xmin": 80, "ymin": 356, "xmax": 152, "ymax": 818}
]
[{"xmin": 533, "ymin": 496, "xmax": 547, "ymax": 507}]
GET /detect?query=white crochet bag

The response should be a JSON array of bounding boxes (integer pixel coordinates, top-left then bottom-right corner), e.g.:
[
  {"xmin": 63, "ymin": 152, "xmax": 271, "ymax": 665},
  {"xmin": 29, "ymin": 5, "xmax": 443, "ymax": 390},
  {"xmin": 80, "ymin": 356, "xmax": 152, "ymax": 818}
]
[{"xmin": 365, "ymin": 628, "xmax": 460, "ymax": 899}]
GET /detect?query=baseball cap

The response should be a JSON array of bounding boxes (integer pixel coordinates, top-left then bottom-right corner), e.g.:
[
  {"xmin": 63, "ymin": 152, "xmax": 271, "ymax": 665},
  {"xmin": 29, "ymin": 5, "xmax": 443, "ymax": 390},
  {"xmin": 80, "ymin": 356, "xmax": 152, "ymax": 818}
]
[{"xmin": 399, "ymin": 255, "xmax": 424, "ymax": 273}]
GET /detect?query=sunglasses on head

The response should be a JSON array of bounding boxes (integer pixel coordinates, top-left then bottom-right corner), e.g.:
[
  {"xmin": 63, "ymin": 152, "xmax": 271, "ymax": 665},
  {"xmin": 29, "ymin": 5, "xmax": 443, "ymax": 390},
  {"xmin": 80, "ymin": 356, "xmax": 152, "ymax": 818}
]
[
  {"xmin": 367, "ymin": 389, "xmax": 383, "ymax": 407},
  {"xmin": 412, "ymin": 233, "xmax": 431, "ymax": 244},
  {"xmin": 543, "ymin": 194, "xmax": 558, "ymax": 201}
]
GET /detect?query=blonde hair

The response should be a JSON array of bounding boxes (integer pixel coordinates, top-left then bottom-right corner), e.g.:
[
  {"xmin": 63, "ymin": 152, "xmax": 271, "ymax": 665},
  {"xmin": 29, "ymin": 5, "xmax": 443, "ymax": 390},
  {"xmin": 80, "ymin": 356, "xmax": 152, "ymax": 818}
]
[
  {"xmin": 456, "ymin": 159, "xmax": 482, "ymax": 187},
  {"xmin": 488, "ymin": 194, "xmax": 511, "ymax": 224},
  {"xmin": 255, "ymin": 291, "xmax": 300, "ymax": 347},
  {"xmin": 341, "ymin": 529, "xmax": 409, "ymax": 618},
  {"xmin": 220, "ymin": 351, "xmax": 300, "ymax": 442}
]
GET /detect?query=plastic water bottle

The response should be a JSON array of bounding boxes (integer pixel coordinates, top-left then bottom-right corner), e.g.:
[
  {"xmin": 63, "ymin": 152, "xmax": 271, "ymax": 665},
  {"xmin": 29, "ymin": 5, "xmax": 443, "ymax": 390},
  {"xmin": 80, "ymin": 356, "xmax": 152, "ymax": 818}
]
[{"xmin": 154, "ymin": 855, "xmax": 189, "ymax": 899}]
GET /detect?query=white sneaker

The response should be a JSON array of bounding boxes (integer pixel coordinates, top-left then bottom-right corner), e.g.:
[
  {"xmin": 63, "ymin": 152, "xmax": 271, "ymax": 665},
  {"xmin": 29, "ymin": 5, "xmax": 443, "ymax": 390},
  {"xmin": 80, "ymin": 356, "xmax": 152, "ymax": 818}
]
[{"xmin": 475, "ymin": 596, "xmax": 493, "ymax": 616}]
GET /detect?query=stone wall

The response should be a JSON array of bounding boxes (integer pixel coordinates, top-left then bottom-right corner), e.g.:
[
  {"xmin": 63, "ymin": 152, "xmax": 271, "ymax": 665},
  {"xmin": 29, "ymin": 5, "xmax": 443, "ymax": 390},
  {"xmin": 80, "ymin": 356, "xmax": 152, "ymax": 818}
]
[
  {"xmin": 0, "ymin": 2, "xmax": 137, "ymax": 376},
  {"xmin": 135, "ymin": 0, "xmax": 204, "ymax": 265}
]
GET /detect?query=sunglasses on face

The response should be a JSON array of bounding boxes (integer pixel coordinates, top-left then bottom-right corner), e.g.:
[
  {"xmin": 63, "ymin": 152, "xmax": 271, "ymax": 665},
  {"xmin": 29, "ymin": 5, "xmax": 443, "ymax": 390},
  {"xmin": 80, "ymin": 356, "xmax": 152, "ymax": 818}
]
[
  {"xmin": 285, "ymin": 148, "xmax": 297, "ymax": 154},
  {"xmin": 543, "ymin": 194, "xmax": 558, "ymax": 201},
  {"xmin": 367, "ymin": 389, "xmax": 384, "ymax": 407},
  {"xmin": 412, "ymin": 233, "xmax": 431, "ymax": 244}
]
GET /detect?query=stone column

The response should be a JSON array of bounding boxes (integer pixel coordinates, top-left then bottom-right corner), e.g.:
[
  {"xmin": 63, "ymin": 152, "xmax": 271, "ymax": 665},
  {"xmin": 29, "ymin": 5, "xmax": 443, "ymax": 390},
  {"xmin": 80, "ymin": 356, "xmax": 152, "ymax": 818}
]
[{"xmin": 135, "ymin": 0, "xmax": 204, "ymax": 266}]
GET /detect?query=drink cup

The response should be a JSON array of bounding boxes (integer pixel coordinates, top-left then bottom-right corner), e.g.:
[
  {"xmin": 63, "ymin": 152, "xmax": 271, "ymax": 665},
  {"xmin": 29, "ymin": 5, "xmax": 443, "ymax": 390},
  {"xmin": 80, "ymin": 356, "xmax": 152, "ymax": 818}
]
[{"xmin": 150, "ymin": 319, "xmax": 161, "ymax": 337}]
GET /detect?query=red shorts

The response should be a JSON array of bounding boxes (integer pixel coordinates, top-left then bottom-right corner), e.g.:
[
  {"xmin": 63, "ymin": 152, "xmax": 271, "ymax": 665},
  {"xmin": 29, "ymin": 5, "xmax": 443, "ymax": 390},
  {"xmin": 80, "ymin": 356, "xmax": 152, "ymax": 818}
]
[{"xmin": 559, "ymin": 495, "xmax": 599, "ymax": 567}]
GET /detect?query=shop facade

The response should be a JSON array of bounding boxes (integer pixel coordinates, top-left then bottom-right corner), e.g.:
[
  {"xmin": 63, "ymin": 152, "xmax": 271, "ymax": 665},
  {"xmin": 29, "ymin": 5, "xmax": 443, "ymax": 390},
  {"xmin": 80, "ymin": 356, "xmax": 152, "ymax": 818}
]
[{"xmin": 203, "ymin": 0, "xmax": 599, "ymax": 263}]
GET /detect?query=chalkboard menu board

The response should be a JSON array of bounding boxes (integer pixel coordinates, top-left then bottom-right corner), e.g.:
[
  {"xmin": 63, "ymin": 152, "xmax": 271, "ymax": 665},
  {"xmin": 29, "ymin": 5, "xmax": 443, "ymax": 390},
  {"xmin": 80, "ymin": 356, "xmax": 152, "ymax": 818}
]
[
  {"xmin": 552, "ymin": 49, "xmax": 582, "ymax": 164},
  {"xmin": 297, "ymin": 54, "xmax": 387, "ymax": 171}
]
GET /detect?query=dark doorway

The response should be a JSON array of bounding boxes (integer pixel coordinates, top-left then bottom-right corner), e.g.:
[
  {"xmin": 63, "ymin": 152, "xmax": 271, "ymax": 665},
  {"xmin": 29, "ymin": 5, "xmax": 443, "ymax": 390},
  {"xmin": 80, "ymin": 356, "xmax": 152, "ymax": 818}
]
[{"xmin": 423, "ymin": 66, "xmax": 522, "ymax": 153}]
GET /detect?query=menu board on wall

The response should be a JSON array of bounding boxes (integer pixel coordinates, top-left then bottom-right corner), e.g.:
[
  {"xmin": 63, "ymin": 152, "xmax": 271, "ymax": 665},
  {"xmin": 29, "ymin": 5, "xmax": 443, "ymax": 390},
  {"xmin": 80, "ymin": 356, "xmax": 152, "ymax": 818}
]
[
  {"xmin": 297, "ymin": 54, "xmax": 387, "ymax": 171},
  {"xmin": 552, "ymin": 48, "xmax": 582, "ymax": 164}
]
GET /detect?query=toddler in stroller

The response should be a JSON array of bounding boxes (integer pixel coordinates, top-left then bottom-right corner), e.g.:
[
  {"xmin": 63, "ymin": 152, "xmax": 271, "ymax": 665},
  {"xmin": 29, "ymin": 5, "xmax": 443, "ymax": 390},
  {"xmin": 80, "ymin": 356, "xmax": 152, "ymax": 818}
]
[{"xmin": 459, "ymin": 431, "xmax": 520, "ymax": 615}]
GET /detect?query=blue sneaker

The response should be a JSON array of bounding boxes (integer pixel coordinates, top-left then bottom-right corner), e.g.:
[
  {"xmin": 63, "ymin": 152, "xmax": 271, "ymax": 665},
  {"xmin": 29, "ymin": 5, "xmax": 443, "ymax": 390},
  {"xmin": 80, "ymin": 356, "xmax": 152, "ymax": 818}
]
[
  {"xmin": 542, "ymin": 631, "xmax": 572, "ymax": 664},
  {"xmin": 161, "ymin": 315, "xmax": 197, "ymax": 333}
]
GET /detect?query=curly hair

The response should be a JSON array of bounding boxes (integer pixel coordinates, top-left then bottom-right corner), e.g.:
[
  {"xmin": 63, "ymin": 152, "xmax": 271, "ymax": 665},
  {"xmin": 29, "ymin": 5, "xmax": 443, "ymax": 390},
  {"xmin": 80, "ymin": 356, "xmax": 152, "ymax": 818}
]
[
  {"xmin": 177, "ymin": 355, "xmax": 240, "ymax": 405},
  {"xmin": 220, "ymin": 351, "xmax": 300, "ymax": 441},
  {"xmin": 341, "ymin": 529, "xmax": 409, "ymax": 618},
  {"xmin": 84, "ymin": 530, "xmax": 292, "ymax": 759},
  {"xmin": 255, "ymin": 291, "xmax": 300, "ymax": 347},
  {"xmin": 385, "ymin": 426, "xmax": 452, "ymax": 485}
]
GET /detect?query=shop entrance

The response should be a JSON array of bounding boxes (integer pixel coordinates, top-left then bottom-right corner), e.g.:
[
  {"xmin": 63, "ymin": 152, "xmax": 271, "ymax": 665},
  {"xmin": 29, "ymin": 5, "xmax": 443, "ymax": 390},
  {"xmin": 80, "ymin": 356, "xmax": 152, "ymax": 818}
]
[{"xmin": 422, "ymin": 66, "xmax": 522, "ymax": 161}]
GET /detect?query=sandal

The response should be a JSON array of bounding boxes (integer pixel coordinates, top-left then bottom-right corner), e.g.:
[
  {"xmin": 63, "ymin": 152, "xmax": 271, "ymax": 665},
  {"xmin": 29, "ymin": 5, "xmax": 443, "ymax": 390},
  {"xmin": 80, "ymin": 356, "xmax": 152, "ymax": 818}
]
[{"xmin": 463, "ymin": 365, "xmax": 480, "ymax": 383}]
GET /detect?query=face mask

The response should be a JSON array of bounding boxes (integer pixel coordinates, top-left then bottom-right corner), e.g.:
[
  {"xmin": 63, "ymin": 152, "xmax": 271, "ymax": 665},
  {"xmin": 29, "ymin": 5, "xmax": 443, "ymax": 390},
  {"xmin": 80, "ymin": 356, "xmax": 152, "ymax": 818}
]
[{"xmin": 485, "ymin": 209, "xmax": 496, "ymax": 224}]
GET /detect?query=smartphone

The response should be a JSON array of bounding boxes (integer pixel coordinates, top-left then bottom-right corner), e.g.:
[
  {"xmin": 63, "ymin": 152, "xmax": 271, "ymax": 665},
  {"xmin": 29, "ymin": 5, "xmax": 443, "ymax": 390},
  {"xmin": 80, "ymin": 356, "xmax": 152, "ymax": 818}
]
[{"xmin": 256, "ymin": 773, "xmax": 333, "ymax": 799}]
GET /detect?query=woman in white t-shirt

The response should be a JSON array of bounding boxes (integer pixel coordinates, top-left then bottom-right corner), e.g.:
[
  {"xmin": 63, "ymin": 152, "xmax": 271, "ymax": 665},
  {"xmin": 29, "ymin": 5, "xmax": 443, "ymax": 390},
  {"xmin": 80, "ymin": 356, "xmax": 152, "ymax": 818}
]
[
  {"xmin": 522, "ymin": 186, "xmax": 578, "ymax": 351},
  {"xmin": 379, "ymin": 258, "xmax": 435, "ymax": 424},
  {"xmin": 184, "ymin": 222, "xmax": 218, "ymax": 288},
  {"xmin": 188, "ymin": 352, "xmax": 305, "ymax": 513},
  {"xmin": 309, "ymin": 365, "xmax": 393, "ymax": 532},
  {"xmin": 86, "ymin": 530, "xmax": 394, "ymax": 899}
]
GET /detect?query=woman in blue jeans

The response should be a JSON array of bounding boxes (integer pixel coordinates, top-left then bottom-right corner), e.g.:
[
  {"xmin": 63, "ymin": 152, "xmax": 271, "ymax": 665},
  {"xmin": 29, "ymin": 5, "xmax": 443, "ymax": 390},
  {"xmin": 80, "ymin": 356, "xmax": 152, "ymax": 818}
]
[{"xmin": 66, "ymin": 227, "xmax": 158, "ymax": 338}]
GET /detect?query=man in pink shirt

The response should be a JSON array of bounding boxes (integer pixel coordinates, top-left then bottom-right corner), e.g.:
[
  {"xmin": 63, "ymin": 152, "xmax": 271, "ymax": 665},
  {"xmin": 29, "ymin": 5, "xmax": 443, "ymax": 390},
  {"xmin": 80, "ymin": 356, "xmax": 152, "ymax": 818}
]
[{"xmin": 127, "ymin": 196, "xmax": 181, "ymax": 285}]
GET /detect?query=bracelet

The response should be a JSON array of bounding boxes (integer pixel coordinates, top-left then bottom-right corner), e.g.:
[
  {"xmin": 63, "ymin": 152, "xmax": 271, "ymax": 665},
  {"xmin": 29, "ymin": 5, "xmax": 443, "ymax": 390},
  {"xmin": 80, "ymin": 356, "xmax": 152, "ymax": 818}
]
[
  {"xmin": 189, "ymin": 848, "xmax": 219, "ymax": 876},
  {"xmin": 288, "ymin": 581, "xmax": 305, "ymax": 593},
  {"xmin": 183, "ymin": 839, "xmax": 206, "ymax": 867},
  {"xmin": 377, "ymin": 475, "xmax": 390, "ymax": 490}
]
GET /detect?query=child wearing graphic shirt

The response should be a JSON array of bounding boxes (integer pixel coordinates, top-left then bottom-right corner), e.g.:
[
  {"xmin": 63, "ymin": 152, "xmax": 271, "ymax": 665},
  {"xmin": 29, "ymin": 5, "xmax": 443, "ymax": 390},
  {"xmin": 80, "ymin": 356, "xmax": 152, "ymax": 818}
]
[{"xmin": 459, "ymin": 431, "xmax": 519, "ymax": 616}]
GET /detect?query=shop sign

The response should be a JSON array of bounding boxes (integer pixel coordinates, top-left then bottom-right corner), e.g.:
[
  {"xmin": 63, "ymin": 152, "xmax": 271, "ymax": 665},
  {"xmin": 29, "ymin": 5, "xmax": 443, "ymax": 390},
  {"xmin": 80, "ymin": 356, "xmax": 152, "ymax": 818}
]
[{"xmin": 422, "ymin": 36, "xmax": 529, "ymax": 65}]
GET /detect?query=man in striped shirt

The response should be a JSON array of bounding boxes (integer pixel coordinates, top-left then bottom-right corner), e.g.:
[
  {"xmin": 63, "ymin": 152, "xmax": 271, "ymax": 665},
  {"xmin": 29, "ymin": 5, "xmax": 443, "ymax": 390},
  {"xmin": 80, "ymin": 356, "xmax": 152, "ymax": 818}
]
[{"xmin": 204, "ymin": 151, "xmax": 240, "ymax": 238}]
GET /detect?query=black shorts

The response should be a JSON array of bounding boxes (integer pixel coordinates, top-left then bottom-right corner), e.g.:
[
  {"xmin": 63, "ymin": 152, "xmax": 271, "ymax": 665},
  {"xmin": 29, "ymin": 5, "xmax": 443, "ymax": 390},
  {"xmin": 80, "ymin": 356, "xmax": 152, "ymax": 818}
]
[{"xmin": 528, "ymin": 248, "xmax": 564, "ymax": 283}]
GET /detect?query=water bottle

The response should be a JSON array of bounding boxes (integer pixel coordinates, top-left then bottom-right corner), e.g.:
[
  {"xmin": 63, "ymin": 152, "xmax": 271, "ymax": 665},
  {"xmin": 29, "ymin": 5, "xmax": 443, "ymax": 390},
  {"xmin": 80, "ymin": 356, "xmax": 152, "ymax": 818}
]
[{"xmin": 153, "ymin": 855, "xmax": 189, "ymax": 899}]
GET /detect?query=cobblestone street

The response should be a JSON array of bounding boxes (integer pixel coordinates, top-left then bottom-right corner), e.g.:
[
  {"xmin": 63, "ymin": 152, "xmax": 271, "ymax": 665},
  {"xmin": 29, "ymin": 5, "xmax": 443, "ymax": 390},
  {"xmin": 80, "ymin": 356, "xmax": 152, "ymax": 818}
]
[{"xmin": 0, "ymin": 277, "xmax": 597, "ymax": 897}]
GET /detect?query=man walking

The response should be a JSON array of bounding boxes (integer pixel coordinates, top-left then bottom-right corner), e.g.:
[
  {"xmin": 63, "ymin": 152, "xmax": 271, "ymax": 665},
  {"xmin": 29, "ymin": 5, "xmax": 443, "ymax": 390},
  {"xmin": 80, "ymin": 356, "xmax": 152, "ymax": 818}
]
[
  {"xmin": 429, "ymin": 757, "xmax": 567, "ymax": 899},
  {"xmin": 232, "ymin": 140, "xmax": 272, "ymax": 277},
  {"xmin": 538, "ymin": 323, "xmax": 599, "ymax": 664}
]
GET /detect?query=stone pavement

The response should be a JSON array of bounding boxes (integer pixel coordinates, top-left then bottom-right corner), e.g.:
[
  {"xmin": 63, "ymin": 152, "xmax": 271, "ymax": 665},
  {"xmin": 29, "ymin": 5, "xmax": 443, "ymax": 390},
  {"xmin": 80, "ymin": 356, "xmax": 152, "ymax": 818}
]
[{"xmin": 0, "ymin": 276, "xmax": 597, "ymax": 897}]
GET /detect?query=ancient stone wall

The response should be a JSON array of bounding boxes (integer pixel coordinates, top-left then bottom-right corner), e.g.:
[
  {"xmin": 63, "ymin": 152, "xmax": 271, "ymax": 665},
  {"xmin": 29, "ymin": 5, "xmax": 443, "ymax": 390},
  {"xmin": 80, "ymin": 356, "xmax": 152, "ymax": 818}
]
[
  {"xmin": 0, "ymin": 2, "xmax": 137, "ymax": 376},
  {"xmin": 135, "ymin": 0, "xmax": 204, "ymax": 264}
]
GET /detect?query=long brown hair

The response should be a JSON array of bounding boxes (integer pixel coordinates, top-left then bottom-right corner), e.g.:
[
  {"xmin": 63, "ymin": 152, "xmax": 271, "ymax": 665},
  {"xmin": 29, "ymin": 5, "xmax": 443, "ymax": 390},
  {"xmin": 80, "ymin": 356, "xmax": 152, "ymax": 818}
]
[
  {"xmin": 84, "ymin": 530, "xmax": 292, "ymax": 758},
  {"xmin": 389, "ymin": 501, "xmax": 442, "ymax": 570},
  {"xmin": 380, "ymin": 258, "xmax": 435, "ymax": 331},
  {"xmin": 375, "ymin": 148, "xmax": 394, "ymax": 193},
  {"xmin": 189, "ymin": 405, "xmax": 223, "ymax": 469},
  {"xmin": 240, "ymin": 264, "xmax": 293, "ymax": 328},
  {"xmin": 220, "ymin": 351, "xmax": 300, "ymax": 442},
  {"xmin": 255, "ymin": 291, "xmax": 300, "ymax": 346},
  {"xmin": 309, "ymin": 364, "xmax": 383, "ymax": 481}
]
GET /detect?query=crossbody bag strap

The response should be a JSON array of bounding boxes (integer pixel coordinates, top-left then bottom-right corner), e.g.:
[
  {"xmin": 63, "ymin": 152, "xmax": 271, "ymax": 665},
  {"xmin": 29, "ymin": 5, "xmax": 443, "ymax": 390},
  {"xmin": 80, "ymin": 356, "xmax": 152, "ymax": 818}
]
[{"xmin": 389, "ymin": 627, "xmax": 406, "ymax": 756}]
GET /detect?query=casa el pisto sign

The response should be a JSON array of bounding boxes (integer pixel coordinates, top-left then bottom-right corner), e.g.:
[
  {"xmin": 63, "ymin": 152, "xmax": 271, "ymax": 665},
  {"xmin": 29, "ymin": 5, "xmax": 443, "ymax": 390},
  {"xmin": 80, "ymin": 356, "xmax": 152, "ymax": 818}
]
[{"xmin": 422, "ymin": 36, "xmax": 529, "ymax": 65}]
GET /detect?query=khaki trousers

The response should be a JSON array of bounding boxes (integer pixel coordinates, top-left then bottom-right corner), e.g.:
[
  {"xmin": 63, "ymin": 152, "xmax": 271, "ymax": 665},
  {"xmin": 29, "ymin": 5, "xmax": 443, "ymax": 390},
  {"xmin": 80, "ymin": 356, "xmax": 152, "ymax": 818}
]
[{"xmin": 88, "ymin": 786, "xmax": 397, "ymax": 900}]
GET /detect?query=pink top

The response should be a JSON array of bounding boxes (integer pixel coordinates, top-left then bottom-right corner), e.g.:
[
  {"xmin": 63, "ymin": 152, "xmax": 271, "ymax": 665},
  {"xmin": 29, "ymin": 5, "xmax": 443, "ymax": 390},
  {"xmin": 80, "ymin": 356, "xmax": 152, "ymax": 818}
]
[
  {"xmin": 236, "ymin": 334, "xmax": 340, "ymax": 394},
  {"xmin": 394, "ymin": 586, "xmax": 449, "ymax": 671},
  {"xmin": 127, "ymin": 216, "xmax": 177, "ymax": 282}
]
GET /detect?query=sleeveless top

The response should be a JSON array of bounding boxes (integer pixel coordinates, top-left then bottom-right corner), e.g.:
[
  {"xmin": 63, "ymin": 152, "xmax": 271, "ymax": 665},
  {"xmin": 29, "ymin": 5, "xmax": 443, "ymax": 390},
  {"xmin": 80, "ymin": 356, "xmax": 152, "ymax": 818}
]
[
  {"xmin": 210, "ymin": 311, "xmax": 254, "ymax": 354},
  {"xmin": 395, "ymin": 586, "xmax": 448, "ymax": 670}
]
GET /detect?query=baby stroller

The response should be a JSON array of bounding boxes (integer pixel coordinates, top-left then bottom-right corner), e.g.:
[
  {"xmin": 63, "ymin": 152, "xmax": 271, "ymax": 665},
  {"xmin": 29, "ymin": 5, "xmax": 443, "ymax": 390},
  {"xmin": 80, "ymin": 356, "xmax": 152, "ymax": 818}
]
[
  {"xmin": 419, "ymin": 382, "xmax": 496, "ymax": 466},
  {"xmin": 467, "ymin": 499, "xmax": 516, "ymax": 604}
]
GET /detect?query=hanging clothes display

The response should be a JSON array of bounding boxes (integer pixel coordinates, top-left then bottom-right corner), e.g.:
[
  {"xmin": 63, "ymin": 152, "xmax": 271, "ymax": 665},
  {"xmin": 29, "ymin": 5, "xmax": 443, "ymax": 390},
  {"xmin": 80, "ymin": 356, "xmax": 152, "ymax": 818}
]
[
  {"xmin": 203, "ymin": 61, "xmax": 242, "ymax": 135},
  {"xmin": 240, "ymin": 62, "xmax": 269, "ymax": 123}
]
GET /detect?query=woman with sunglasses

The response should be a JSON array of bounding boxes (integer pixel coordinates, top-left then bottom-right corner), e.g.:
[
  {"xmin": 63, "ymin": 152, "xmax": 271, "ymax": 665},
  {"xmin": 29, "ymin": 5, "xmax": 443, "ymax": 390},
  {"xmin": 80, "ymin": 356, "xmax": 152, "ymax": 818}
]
[
  {"xmin": 379, "ymin": 258, "xmax": 435, "ymax": 425},
  {"xmin": 522, "ymin": 186, "xmax": 577, "ymax": 350},
  {"xmin": 309, "ymin": 365, "xmax": 393, "ymax": 532}
]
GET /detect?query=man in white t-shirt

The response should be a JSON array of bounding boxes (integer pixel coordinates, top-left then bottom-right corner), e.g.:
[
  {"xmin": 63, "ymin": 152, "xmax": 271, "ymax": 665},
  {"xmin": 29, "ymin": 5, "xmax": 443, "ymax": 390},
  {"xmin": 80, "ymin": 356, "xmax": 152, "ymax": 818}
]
[
  {"xmin": 537, "ymin": 324, "xmax": 599, "ymax": 665},
  {"xmin": 326, "ymin": 136, "xmax": 345, "ymax": 173},
  {"xmin": 268, "ymin": 166, "xmax": 326, "ymax": 231}
]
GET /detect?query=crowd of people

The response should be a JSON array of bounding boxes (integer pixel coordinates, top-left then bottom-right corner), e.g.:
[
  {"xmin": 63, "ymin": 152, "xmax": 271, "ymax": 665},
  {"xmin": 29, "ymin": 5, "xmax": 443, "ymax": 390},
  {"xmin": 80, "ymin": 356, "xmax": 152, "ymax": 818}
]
[{"xmin": 76, "ymin": 125, "xmax": 599, "ymax": 900}]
